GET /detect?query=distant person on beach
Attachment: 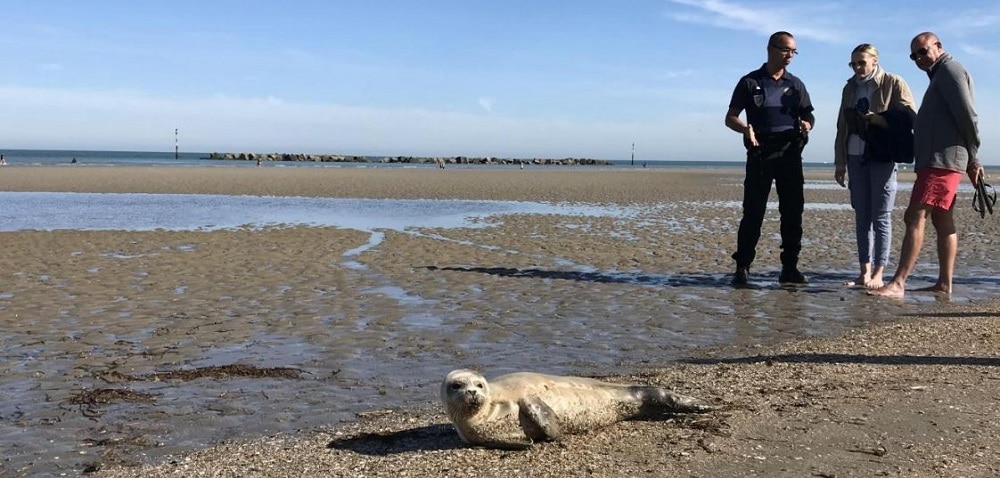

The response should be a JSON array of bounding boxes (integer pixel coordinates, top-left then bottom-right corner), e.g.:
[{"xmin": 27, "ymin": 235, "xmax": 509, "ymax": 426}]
[
  {"xmin": 70, "ymin": 157, "xmax": 77, "ymax": 164},
  {"xmin": 870, "ymin": 32, "xmax": 982, "ymax": 298},
  {"xmin": 834, "ymin": 43, "xmax": 917, "ymax": 289},
  {"xmin": 724, "ymin": 31, "xmax": 815, "ymax": 286},
  {"xmin": 0, "ymin": 154, "xmax": 6, "ymax": 165}
]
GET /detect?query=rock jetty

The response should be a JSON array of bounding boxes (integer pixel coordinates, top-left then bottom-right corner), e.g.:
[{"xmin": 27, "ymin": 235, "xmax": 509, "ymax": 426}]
[
  {"xmin": 205, "ymin": 152, "xmax": 611, "ymax": 166},
  {"xmin": 207, "ymin": 152, "xmax": 365, "ymax": 163}
]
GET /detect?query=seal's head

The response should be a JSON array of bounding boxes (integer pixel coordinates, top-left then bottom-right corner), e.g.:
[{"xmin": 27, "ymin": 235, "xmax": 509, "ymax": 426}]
[{"xmin": 441, "ymin": 369, "xmax": 490, "ymax": 417}]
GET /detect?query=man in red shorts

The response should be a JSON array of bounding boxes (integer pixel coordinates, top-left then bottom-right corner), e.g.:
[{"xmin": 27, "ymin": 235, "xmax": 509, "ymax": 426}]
[{"xmin": 870, "ymin": 32, "xmax": 983, "ymax": 298}]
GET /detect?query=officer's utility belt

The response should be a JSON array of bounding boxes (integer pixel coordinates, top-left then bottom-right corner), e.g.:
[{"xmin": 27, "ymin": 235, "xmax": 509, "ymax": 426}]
[
  {"xmin": 744, "ymin": 129, "xmax": 807, "ymax": 151},
  {"xmin": 747, "ymin": 129, "xmax": 808, "ymax": 161},
  {"xmin": 757, "ymin": 129, "xmax": 804, "ymax": 142}
]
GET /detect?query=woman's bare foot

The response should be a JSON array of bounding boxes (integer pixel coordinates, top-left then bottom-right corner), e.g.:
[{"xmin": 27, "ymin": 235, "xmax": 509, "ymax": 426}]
[
  {"xmin": 868, "ymin": 281, "xmax": 905, "ymax": 298},
  {"xmin": 866, "ymin": 267, "xmax": 885, "ymax": 290},
  {"xmin": 865, "ymin": 276, "xmax": 885, "ymax": 289},
  {"xmin": 846, "ymin": 272, "xmax": 871, "ymax": 287}
]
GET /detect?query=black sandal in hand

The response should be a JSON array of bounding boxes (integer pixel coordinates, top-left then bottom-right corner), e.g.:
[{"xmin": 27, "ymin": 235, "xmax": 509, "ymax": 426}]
[{"xmin": 973, "ymin": 176, "xmax": 996, "ymax": 219}]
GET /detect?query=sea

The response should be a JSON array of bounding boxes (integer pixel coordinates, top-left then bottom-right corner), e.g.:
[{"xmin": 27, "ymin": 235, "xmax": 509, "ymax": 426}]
[{"xmin": 0, "ymin": 148, "xmax": 855, "ymax": 171}]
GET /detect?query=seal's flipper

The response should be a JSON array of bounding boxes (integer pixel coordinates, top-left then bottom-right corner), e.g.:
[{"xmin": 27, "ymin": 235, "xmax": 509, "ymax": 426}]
[
  {"xmin": 518, "ymin": 396, "xmax": 562, "ymax": 442},
  {"xmin": 632, "ymin": 386, "xmax": 714, "ymax": 415}
]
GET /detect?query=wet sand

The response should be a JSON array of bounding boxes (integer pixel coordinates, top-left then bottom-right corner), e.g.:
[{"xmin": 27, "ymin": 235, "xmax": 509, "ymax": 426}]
[{"xmin": 2, "ymin": 167, "xmax": 999, "ymax": 477}]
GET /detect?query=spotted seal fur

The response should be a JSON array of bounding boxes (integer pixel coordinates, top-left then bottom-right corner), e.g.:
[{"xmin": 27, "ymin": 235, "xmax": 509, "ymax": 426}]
[{"xmin": 440, "ymin": 369, "xmax": 712, "ymax": 449}]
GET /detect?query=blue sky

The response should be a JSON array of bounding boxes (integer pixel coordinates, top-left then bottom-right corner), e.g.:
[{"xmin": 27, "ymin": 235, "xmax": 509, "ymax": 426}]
[{"xmin": 1, "ymin": 1, "xmax": 997, "ymax": 164}]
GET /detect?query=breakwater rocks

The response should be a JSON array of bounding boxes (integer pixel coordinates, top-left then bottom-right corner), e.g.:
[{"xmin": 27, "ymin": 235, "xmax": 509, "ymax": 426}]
[
  {"xmin": 207, "ymin": 152, "xmax": 366, "ymax": 163},
  {"xmin": 205, "ymin": 152, "xmax": 611, "ymax": 166}
]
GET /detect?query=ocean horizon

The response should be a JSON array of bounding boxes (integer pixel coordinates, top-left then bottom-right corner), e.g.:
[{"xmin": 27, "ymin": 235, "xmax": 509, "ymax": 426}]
[{"xmin": 0, "ymin": 147, "xmax": 863, "ymax": 171}]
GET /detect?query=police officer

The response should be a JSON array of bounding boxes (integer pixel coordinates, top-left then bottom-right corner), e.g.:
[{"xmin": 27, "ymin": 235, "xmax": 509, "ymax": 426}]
[{"xmin": 725, "ymin": 31, "xmax": 815, "ymax": 287}]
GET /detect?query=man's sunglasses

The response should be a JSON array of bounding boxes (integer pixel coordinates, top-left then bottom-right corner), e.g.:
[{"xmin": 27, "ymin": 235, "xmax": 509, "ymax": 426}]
[
  {"xmin": 909, "ymin": 43, "xmax": 939, "ymax": 60},
  {"xmin": 769, "ymin": 44, "xmax": 798, "ymax": 56},
  {"xmin": 848, "ymin": 60, "xmax": 868, "ymax": 68}
]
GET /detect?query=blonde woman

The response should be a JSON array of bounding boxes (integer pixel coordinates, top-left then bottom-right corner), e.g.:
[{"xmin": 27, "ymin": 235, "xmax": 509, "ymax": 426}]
[{"xmin": 834, "ymin": 43, "xmax": 916, "ymax": 289}]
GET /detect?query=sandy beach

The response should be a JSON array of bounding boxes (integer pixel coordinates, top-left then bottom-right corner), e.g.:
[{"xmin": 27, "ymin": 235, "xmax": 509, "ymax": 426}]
[{"xmin": 2, "ymin": 166, "xmax": 999, "ymax": 477}]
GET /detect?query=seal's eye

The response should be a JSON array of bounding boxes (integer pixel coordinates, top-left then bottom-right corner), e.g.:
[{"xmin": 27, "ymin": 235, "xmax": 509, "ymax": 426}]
[
  {"xmin": 475, "ymin": 382, "xmax": 484, "ymax": 389},
  {"xmin": 450, "ymin": 383, "xmax": 462, "ymax": 390}
]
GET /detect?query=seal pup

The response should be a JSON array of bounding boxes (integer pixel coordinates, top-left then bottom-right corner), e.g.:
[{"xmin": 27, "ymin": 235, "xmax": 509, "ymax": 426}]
[{"xmin": 440, "ymin": 369, "xmax": 712, "ymax": 449}]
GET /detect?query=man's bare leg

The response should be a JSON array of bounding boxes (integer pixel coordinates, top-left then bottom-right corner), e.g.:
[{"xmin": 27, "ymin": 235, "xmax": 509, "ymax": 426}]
[
  {"xmin": 870, "ymin": 205, "xmax": 931, "ymax": 297},
  {"xmin": 915, "ymin": 209, "xmax": 956, "ymax": 294}
]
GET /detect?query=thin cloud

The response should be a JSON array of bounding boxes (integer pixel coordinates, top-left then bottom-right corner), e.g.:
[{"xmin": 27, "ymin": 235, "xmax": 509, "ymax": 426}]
[
  {"xmin": 663, "ymin": 69, "xmax": 696, "ymax": 79},
  {"xmin": 966, "ymin": 14, "xmax": 1000, "ymax": 28},
  {"xmin": 944, "ymin": 9, "xmax": 1000, "ymax": 30},
  {"xmin": 0, "ymin": 85, "xmax": 728, "ymax": 159},
  {"xmin": 666, "ymin": 0, "xmax": 845, "ymax": 44},
  {"xmin": 478, "ymin": 97, "xmax": 494, "ymax": 114},
  {"xmin": 939, "ymin": 8, "xmax": 1000, "ymax": 38},
  {"xmin": 280, "ymin": 48, "xmax": 322, "ymax": 66},
  {"xmin": 957, "ymin": 43, "xmax": 998, "ymax": 60},
  {"xmin": 930, "ymin": 6, "xmax": 1000, "ymax": 62}
]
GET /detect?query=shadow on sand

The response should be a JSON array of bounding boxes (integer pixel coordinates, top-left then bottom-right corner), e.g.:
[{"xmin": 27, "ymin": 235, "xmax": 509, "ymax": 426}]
[
  {"xmin": 426, "ymin": 266, "xmax": 1000, "ymax": 296},
  {"xmin": 426, "ymin": 265, "xmax": 722, "ymax": 287},
  {"xmin": 425, "ymin": 265, "xmax": 852, "ymax": 292},
  {"xmin": 681, "ymin": 353, "xmax": 1000, "ymax": 367},
  {"xmin": 670, "ymin": 297, "xmax": 1000, "ymax": 382},
  {"xmin": 327, "ymin": 424, "xmax": 465, "ymax": 455}
]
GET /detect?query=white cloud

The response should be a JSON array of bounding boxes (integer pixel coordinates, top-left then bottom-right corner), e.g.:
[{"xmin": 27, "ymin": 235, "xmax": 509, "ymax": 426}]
[
  {"xmin": 966, "ymin": 14, "xmax": 1000, "ymax": 29},
  {"xmin": 937, "ymin": 7, "xmax": 1000, "ymax": 60},
  {"xmin": 0, "ymin": 84, "xmax": 994, "ymax": 164},
  {"xmin": 663, "ymin": 69, "xmax": 696, "ymax": 79},
  {"xmin": 0, "ymin": 85, "xmax": 733, "ymax": 160},
  {"xmin": 477, "ymin": 97, "xmax": 494, "ymax": 114},
  {"xmin": 943, "ymin": 9, "xmax": 1000, "ymax": 31},
  {"xmin": 958, "ymin": 44, "xmax": 999, "ymax": 60},
  {"xmin": 666, "ymin": 0, "xmax": 845, "ymax": 44}
]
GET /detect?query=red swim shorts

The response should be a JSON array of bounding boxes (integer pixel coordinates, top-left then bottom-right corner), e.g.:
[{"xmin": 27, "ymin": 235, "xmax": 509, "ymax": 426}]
[{"xmin": 911, "ymin": 167, "xmax": 961, "ymax": 211}]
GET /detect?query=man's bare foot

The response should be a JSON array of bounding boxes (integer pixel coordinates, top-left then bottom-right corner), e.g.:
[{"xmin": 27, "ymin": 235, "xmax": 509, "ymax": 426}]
[
  {"xmin": 867, "ymin": 281, "xmax": 904, "ymax": 298},
  {"xmin": 865, "ymin": 276, "xmax": 884, "ymax": 289},
  {"xmin": 915, "ymin": 283, "xmax": 951, "ymax": 294}
]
